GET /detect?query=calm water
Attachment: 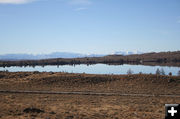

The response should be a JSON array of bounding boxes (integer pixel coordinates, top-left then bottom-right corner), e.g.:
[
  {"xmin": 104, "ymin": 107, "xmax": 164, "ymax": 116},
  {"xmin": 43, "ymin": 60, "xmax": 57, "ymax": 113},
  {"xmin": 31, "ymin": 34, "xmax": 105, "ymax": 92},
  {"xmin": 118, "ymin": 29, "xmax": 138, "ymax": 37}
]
[
  {"xmin": 0, "ymin": 64, "xmax": 180, "ymax": 75},
  {"xmin": 0, "ymin": 64, "xmax": 180, "ymax": 76}
]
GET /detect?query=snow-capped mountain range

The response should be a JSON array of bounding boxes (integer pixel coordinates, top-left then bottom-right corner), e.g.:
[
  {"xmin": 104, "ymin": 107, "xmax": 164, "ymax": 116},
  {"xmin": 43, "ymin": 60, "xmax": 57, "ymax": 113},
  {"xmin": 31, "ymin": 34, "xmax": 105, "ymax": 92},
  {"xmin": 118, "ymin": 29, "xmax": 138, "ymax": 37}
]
[
  {"xmin": 111, "ymin": 51, "xmax": 143, "ymax": 55},
  {"xmin": 0, "ymin": 51, "xmax": 143, "ymax": 60}
]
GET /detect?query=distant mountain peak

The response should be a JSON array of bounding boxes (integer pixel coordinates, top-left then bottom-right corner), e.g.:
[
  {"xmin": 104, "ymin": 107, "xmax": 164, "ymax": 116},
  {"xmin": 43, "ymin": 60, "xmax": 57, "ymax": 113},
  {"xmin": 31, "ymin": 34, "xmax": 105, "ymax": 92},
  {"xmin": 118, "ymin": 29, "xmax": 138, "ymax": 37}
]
[
  {"xmin": 112, "ymin": 51, "xmax": 143, "ymax": 55},
  {"xmin": 0, "ymin": 51, "xmax": 143, "ymax": 61},
  {"xmin": 0, "ymin": 52, "xmax": 106, "ymax": 61}
]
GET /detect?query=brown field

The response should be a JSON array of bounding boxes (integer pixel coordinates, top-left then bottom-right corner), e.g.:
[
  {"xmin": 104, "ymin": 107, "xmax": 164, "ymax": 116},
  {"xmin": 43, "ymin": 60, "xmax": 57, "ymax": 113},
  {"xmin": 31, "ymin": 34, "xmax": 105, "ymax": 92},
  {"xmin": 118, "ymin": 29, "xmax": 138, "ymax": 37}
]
[{"xmin": 0, "ymin": 71, "xmax": 180, "ymax": 119}]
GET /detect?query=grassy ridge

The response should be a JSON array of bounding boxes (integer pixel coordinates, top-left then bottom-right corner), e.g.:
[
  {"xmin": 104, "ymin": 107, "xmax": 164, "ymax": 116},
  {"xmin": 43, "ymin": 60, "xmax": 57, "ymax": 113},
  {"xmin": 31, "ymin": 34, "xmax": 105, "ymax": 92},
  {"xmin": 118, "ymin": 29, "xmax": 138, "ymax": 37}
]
[{"xmin": 0, "ymin": 71, "xmax": 180, "ymax": 95}]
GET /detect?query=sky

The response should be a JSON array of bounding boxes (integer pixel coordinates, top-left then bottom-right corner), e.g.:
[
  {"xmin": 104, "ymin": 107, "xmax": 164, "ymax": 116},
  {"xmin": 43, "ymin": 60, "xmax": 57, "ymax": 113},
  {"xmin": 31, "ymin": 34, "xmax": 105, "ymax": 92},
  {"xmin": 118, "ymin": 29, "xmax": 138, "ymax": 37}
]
[{"xmin": 0, "ymin": 0, "xmax": 180, "ymax": 55}]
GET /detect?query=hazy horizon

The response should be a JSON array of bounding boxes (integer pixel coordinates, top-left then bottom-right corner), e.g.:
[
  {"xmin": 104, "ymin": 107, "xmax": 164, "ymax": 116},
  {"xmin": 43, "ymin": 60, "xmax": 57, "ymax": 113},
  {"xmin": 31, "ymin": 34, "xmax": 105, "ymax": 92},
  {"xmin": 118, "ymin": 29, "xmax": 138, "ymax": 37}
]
[
  {"xmin": 0, "ymin": 0, "xmax": 180, "ymax": 54},
  {"xmin": 0, "ymin": 50, "xmax": 180, "ymax": 56}
]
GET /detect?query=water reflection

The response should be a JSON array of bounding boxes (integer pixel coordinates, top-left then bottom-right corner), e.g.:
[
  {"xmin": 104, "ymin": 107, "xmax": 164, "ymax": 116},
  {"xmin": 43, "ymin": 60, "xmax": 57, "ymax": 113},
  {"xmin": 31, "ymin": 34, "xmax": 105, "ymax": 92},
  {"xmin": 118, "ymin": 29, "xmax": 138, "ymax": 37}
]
[{"xmin": 0, "ymin": 64, "xmax": 180, "ymax": 76}]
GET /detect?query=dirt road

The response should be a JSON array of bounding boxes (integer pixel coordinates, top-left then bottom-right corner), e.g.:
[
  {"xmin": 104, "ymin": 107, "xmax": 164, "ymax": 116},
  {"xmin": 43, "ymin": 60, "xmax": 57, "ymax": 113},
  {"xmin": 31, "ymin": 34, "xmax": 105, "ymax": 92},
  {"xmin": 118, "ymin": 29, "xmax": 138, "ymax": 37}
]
[{"xmin": 1, "ymin": 90, "xmax": 180, "ymax": 97}]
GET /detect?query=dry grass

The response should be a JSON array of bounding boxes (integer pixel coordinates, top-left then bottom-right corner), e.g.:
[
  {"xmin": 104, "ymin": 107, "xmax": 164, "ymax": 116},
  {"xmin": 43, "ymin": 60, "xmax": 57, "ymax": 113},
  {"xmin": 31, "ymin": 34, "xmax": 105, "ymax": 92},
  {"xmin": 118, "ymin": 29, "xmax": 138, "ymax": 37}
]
[
  {"xmin": 0, "ymin": 94, "xmax": 180, "ymax": 119},
  {"xmin": 0, "ymin": 72, "xmax": 180, "ymax": 119}
]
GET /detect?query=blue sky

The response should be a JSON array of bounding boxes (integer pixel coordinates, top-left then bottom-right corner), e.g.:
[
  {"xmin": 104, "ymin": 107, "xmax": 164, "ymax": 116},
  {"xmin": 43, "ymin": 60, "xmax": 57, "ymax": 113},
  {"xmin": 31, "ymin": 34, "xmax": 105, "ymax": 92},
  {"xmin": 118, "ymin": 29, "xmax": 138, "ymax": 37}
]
[{"xmin": 0, "ymin": 0, "xmax": 180, "ymax": 55}]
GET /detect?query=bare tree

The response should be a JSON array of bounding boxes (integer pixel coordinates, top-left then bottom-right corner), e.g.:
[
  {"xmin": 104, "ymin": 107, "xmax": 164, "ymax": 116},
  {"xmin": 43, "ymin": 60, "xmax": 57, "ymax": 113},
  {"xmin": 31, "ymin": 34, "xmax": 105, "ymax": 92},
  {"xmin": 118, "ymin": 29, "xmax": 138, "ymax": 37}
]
[
  {"xmin": 156, "ymin": 68, "xmax": 160, "ymax": 75},
  {"xmin": 168, "ymin": 72, "xmax": 173, "ymax": 83},
  {"xmin": 160, "ymin": 68, "xmax": 165, "ymax": 75},
  {"xmin": 168, "ymin": 72, "xmax": 172, "ymax": 76},
  {"xmin": 127, "ymin": 69, "xmax": 133, "ymax": 75},
  {"xmin": 178, "ymin": 70, "xmax": 180, "ymax": 76}
]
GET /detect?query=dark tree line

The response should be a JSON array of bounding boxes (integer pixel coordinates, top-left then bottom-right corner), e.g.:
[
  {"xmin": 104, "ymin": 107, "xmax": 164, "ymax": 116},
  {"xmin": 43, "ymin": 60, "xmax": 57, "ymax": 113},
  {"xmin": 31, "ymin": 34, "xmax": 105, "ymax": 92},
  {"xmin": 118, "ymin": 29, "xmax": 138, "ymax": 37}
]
[{"xmin": 0, "ymin": 51, "xmax": 180, "ymax": 67}]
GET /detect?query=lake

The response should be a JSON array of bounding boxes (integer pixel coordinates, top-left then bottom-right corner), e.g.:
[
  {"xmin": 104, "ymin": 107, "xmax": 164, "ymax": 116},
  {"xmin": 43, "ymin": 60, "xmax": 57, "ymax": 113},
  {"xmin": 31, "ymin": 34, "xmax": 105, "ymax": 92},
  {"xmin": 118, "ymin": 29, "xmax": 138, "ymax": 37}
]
[{"xmin": 0, "ymin": 64, "xmax": 180, "ymax": 76}]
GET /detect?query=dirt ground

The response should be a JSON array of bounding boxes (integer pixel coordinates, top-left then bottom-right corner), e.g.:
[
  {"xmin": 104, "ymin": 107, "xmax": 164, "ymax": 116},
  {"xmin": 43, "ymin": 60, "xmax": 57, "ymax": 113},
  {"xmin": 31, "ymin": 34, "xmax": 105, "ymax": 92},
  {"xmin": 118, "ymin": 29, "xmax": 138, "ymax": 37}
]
[{"xmin": 0, "ymin": 71, "xmax": 180, "ymax": 119}]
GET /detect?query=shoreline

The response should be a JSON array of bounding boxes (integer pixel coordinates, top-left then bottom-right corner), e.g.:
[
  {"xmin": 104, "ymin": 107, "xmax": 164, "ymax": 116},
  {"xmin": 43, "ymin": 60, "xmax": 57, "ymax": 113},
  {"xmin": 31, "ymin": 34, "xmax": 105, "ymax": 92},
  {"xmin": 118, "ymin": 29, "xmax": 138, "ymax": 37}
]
[{"xmin": 0, "ymin": 72, "xmax": 180, "ymax": 94}]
